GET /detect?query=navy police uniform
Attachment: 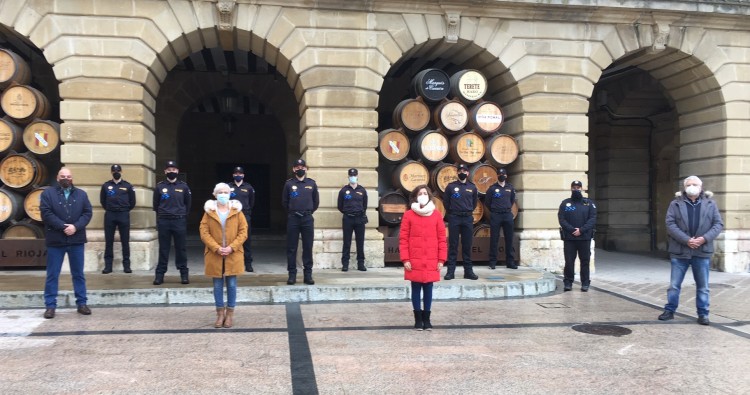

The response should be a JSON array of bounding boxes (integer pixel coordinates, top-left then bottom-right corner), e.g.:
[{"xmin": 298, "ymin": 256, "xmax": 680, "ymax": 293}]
[
  {"xmin": 484, "ymin": 169, "xmax": 517, "ymax": 269},
  {"xmin": 557, "ymin": 181, "xmax": 597, "ymax": 290},
  {"xmin": 282, "ymin": 159, "xmax": 319, "ymax": 284},
  {"xmin": 100, "ymin": 164, "xmax": 136, "ymax": 273},
  {"xmin": 443, "ymin": 164, "xmax": 479, "ymax": 280},
  {"xmin": 337, "ymin": 168, "xmax": 368, "ymax": 271},
  {"xmin": 152, "ymin": 161, "xmax": 192, "ymax": 285},
  {"xmin": 230, "ymin": 167, "xmax": 256, "ymax": 271}
]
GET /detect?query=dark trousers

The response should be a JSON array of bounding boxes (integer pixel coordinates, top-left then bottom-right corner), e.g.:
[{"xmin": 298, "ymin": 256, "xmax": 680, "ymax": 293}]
[
  {"xmin": 489, "ymin": 211, "xmax": 515, "ymax": 265},
  {"xmin": 243, "ymin": 213, "xmax": 253, "ymax": 268},
  {"xmin": 156, "ymin": 217, "xmax": 188, "ymax": 275},
  {"xmin": 446, "ymin": 214, "xmax": 474, "ymax": 272},
  {"xmin": 104, "ymin": 211, "xmax": 130, "ymax": 270},
  {"xmin": 341, "ymin": 215, "xmax": 365, "ymax": 266},
  {"xmin": 563, "ymin": 239, "xmax": 591, "ymax": 285},
  {"xmin": 286, "ymin": 213, "xmax": 314, "ymax": 274}
]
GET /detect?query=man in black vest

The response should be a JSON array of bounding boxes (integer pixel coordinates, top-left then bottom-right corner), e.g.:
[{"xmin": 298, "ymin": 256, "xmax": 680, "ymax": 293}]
[
  {"xmin": 337, "ymin": 168, "xmax": 368, "ymax": 272},
  {"xmin": 152, "ymin": 160, "xmax": 192, "ymax": 285},
  {"xmin": 100, "ymin": 164, "xmax": 136, "ymax": 274},
  {"xmin": 557, "ymin": 180, "xmax": 597, "ymax": 292},
  {"xmin": 230, "ymin": 166, "xmax": 256, "ymax": 272},
  {"xmin": 282, "ymin": 159, "xmax": 319, "ymax": 285},
  {"xmin": 443, "ymin": 163, "xmax": 479, "ymax": 280},
  {"xmin": 484, "ymin": 167, "xmax": 517, "ymax": 269}
]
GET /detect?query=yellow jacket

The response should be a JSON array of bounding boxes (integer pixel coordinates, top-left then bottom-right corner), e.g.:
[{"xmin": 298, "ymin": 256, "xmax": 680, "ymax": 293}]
[{"xmin": 199, "ymin": 199, "xmax": 248, "ymax": 278}]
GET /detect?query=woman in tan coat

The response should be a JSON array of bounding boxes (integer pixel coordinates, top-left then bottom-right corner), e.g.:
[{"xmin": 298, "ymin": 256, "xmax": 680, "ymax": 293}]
[{"xmin": 199, "ymin": 182, "xmax": 248, "ymax": 328}]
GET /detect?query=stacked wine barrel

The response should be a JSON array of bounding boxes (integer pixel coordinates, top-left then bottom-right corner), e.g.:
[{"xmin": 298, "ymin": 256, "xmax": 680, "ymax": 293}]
[
  {"xmin": 378, "ymin": 68, "xmax": 519, "ymax": 241},
  {"xmin": 0, "ymin": 47, "xmax": 60, "ymax": 240}
]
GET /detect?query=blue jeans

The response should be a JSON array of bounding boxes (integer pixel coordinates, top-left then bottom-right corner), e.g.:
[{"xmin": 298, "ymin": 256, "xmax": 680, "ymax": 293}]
[
  {"xmin": 665, "ymin": 256, "xmax": 710, "ymax": 316},
  {"xmin": 45, "ymin": 244, "xmax": 87, "ymax": 308},
  {"xmin": 213, "ymin": 276, "xmax": 237, "ymax": 308}
]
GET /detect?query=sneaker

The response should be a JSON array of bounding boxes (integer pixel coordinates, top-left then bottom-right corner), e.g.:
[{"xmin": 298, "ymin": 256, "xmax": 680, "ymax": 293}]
[
  {"xmin": 697, "ymin": 316, "xmax": 710, "ymax": 326},
  {"xmin": 658, "ymin": 311, "xmax": 674, "ymax": 321}
]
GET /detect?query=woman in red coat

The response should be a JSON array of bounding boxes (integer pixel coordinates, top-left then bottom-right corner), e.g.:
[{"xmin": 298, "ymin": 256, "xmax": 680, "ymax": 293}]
[{"xmin": 399, "ymin": 184, "xmax": 447, "ymax": 330}]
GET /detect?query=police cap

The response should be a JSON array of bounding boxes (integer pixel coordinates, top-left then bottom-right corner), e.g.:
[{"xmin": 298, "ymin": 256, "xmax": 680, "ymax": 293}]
[
  {"xmin": 233, "ymin": 166, "xmax": 244, "ymax": 174},
  {"xmin": 348, "ymin": 168, "xmax": 358, "ymax": 176},
  {"xmin": 165, "ymin": 160, "xmax": 178, "ymax": 169},
  {"xmin": 111, "ymin": 164, "xmax": 122, "ymax": 172},
  {"xmin": 457, "ymin": 163, "xmax": 469, "ymax": 172},
  {"xmin": 571, "ymin": 180, "xmax": 583, "ymax": 188},
  {"xmin": 497, "ymin": 167, "xmax": 507, "ymax": 175},
  {"xmin": 294, "ymin": 159, "xmax": 306, "ymax": 167}
]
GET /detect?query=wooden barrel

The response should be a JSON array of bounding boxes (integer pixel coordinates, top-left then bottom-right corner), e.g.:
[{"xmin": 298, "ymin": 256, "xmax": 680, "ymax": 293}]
[
  {"xmin": 484, "ymin": 134, "xmax": 519, "ymax": 167},
  {"xmin": 411, "ymin": 129, "xmax": 448, "ymax": 165},
  {"xmin": 23, "ymin": 186, "xmax": 50, "ymax": 222},
  {"xmin": 1, "ymin": 221, "xmax": 44, "ymax": 239},
  {"xmin": 468, "ymin": 101, "xmax": 504, "ymax": 137},
  {"xmin": 0, "ymin": 85, "xmax": 51, "ymax": 125},
  {"xmin": 432, "ymin": 194, "xmax": 446, "ymax": 218},
  {"xmin": 392, "ymin": 97, "xmax": 431, "ymax": 134},
  {"xmin": 450, "ymin": 69, "xmax": 487, "ymax": 104},
  {"xmin": 0, "ymin": 187, "xmax": 25, "ymax": 225},
  {"xmin": 470, "ymin": 162, "xmax": 499, "ymax": 195},
  {"xmin": 433, "ymin": 99, "xmax": 468, "ymax": 134},
  {"xmin": 378, "ymin": 191, "xmax": 408, "ymax": 225},
  {"xmin": 472, "ymin": 200, "xmax": 484, "ymax": 224},
  {"xmin": 0, "ymin": 49, "xmax": 32, "ymax": 90},
  {"xmin": 378, "ymin": 128, "xmax": 410, "ymax": 163},
  {"xmin": 23, "ymin": 119, "xmax": 60, "ymax": 156},
  {"xmin": 0, "ymin": 117, "xmax": 24, "ymax": 156},
  {"xmin": 0, "ymin": 152, "xmax": 47, "ymax": 191},
  {"xmin": 473, "ymin": 223, "xmax": 491, "ymax": 237},
  {"xmin": 448, "ymin": 132, "xmax": 485, "ymax": 164},
  {"xmin": 411, "ymin": 68, "xmax": 450, "ymax": 102},
  {"xmin": 392, "ymin": 160, "xmax": 429, "ymax": 194},
  {"xmin": 429, "ymin": 162, "xmax": 458, "ymax": 193}
]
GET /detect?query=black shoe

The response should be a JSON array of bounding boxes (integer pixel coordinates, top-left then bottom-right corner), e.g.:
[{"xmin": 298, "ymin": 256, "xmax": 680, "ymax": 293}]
[
  {"xmin": 77, "ymin": 305, "xmax": 92, "ymax": 315},
  {"xmin": 658, "ymin": 311, "xmax": 674, "ymax": 321},
  {"xmin": 246, "ymin": 264, "xmax": 254, "ymax": 273},
  {"xmin": 489, "ymin": 263, "xmax": 496, "ymax": 270},
  {"xmin": 697, "ymin": 316, "xmax": 710, "ymax": 326},
  {"xmin": 43, "ymin": 308, "xmax": 55, "ymax": 319},
  {"xmin": 102, "ymin": 268, "xmax": 112, "ymax": 274},
  {"xmin": 464, "ymin": 272, "xmax": 479, "ymax": 280},
  {"xmin": 304, "ymin": 274, "xmax": 315, "ymax": 285},
  {"xmin": 153, "ymin": 275, "xmax": 164, "ymax": 285},
  {"xmin": 563, "ymin": 284, "xmax": 572, "ymax": 292},
  {"xmin": 506, "ymin": 264, "xmax": 518, "ymax": 269},
  {"xmin": 123, "ymin": 267, "xmax": 132, "ymax": 274},
  {"xmin": 181, "ymin": 274, "xmax": 190, "ymax": 285},
  {"xmin": 444, "ymin": 272, "xmax": 455, "ymax": 280},
  {"xmin": 287, "ymin": 274, "xmax": 296, "ymax": 285},
  {"xmin": 581, "ymin": 285, "xmax": 590, "ymax": 292},
  {"xmin": 341, "ymin": 265, "xmax": 349, "ymax": 272},
  {"xmin": 357, "ymin": 264, "xmax": 367, "ymax": 272}
]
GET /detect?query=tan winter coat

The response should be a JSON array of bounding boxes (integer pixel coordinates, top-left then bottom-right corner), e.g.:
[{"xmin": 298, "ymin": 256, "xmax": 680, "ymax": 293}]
[{"xmin": 199, "ymin": 199, "xmax": 248, "ymax": 278}]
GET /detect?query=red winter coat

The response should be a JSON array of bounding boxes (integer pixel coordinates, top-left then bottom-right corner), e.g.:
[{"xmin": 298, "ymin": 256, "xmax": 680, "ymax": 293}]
[{"xmin": 399, "ymin": 207, "xmax": 447, "ymax": 283}]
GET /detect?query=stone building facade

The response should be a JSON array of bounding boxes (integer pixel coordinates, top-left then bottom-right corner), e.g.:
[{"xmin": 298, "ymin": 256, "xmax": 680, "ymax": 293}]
[{"xmin": 0, "ymin": 0, "xmax": 747, "ymax": 272}]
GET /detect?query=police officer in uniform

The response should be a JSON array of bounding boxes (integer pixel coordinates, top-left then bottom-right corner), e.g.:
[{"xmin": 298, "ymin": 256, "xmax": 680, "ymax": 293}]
[
  {"xmin": 558, "ymin": 180, "xmax": 597, "ymax": 292},
  {"xmin": 337, "ymin": 168, "xmax": 368, "ymax": 272},
  {"xmin": 152, "ymin": 160, "xmax": 192, "ymax": 285},
  {"xmin": 282, "ymin": 159, "xmax": 319, "ymax": 285},
  {"xmin": 230, "ymin": 166, "xmax": 256, "ymax": 272},
  {"xmin": 443, "ymin": 164, "xmax": 479, "ymax": 280},
  {"xmin": 484, "ymin": 167, "xmax": 517, "ymax": 269},
  {"xmin": 100, "ymin": 164, "xmax": 136, "ymax": 274}
]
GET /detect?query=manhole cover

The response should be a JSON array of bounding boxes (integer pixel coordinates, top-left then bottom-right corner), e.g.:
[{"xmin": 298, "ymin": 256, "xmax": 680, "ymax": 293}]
[{"xmin": 572, "ymin": 324, "xmax": 632, "ymax": 337}]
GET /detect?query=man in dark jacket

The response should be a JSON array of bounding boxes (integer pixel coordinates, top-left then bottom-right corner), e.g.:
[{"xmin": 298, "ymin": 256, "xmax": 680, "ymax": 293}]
[
  {"xmin": 100, "ymin": 164, "xmax": 136, "ymax": 274},
  {"xmin": 557, "ymin": 180, "xmax": 597, "ymax": 292},
  {"xmin": 40, "ymin": 168, "xmax": 94, "ymax": 319},
  {"xmin": 658, "ymin": 175, "xmax": 723, "ymax": 326}
]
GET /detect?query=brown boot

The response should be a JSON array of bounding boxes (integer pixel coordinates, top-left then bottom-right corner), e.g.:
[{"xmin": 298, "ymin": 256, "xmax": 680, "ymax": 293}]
[
  {"xmin": 223, "ymin": 307, "xmax": 234, "ymax": 328},
  {"xmin": 214, "ymin": 307, "xmax": 225, "ymax": 328}
]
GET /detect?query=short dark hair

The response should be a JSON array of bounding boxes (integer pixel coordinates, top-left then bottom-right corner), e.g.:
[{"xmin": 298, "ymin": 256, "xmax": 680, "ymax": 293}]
[{"xmin": 409, "ymin": 184, "xmax": 432, "ymax": 203}]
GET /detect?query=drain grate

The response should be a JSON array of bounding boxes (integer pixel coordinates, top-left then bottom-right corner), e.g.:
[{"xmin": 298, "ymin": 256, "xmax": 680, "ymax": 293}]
[{"xmin": 572, "ymin": 324, "xmax": 632, "ymax": 337}]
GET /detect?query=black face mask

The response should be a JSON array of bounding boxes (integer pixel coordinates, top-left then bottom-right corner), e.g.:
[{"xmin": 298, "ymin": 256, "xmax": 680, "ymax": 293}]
[
  {"xmin": 166, "ymin": 172, "xmax": 178, "ymax": 181},
  {"xmin": 498, "ymin": 175, "xmax": 507, "ymax": 181},
  {"xmin": 295, "ymin": 169, "xmax": 306, "ymax": 178},
  {"xmin": 233, "ymin": 175, "xmax": 244, "ymax": 182},
  {"xmin": 571, "ymin": 190, "xmax": 583, "ymax": 200},
  {"xmin": 457, "ymin": 173, "xmax": 468, "ymax": 181},
  {"xmin": 59, "ymin": 179, "xmax": 72, "ymax": 189},
  {"xmin": 112, "ymin": 172, "xmax": 121, "ymax": 180}
]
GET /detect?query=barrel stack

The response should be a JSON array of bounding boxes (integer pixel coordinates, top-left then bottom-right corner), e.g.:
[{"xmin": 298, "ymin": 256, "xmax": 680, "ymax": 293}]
[
  {"xmin": 378, "ymin": 68, "xmax": 519, "ymax": 261},
  {"xmin": 0, "ymin": 47, "xmax": 61, "ymax": 243}
]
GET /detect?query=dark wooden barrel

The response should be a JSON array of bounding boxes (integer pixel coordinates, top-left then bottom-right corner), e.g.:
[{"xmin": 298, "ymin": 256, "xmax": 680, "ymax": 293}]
[
  {"xmin": 378, "ymin": 191, "xmax": 408, "ymax": 225},
  {"xmin": 0, "ymin": 117, "xmax": 24, "ymax": 156},
  {"xmin": 429, "ymin": 162, "xmax": 458, "ymax": 193},
  {"xmin": 473, "ymin": 223, "xmax": 491, "ymax": 237},
  {"xmin": 450, "ymin": 69, "xmax": 487, "ymax": 104},
  {"xmin": 24, "ymin": 186, "xmax": 50, "ymax": 222},
  {"xmin": 23, "ymin": 120, "xmax": 60, "ymax": 156},
  {"xmin": 433, "ymin": 99, "xmax": 468, "ymax": 134},
  {"xmin": 378, "ymin": 128, "xmax": 410, "ymax": 163},
  {"xmin": 392, "ymin": 97, "xmax": 430, "ymax": 134},
  {"xmin": 468, "ymin": 101, "xmax": 504, "ymax": 137},
  {"xmin": 470, "ymin": 162, "xmax": 499, "ymax": 195},
  {"xmin": 0, "ymin": 85, "xmax": 51, "ymax": 125},
  {"xmin": 1, "ymin": 220, "xmax": 44, "ymax": 239},
  {"xmin": 472, "ymin": 200, "xmax": 484, "ymax": 224},
  {"xmin": 448, "ymin": 132, "xmax": 485, "ymax": 165},
  {"xmin": 392, "ymin": 160, "xmax": 429, "ymax": 194},
  {"xmin": 0, "ymin": 49, "xmax": 32, "ymax": 90},
  {"xmin": 484, "ymin": 134, "xmax": 519, "ymax": 167},
  {"xmin": 0, "ymin": 152, "xmax": 47, "ymax": 191},
  {"xmin": 0, "ymin": 187, "xmax": 26, "ymax": 225},
  {"xmin": 411, "ymin": 129, "xmax": 448, "ymax": 165},
  {"xmin": 411, "ymin": 68, "xmax": 450, "ymax": 102}
]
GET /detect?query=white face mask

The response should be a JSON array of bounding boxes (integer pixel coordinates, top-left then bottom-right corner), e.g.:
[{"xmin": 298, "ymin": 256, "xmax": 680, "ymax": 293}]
[
  {"xmin": 216, "ymin": 193, "xmax": 230, "ymax": 205},
  {"xmin": 417, "ymin": 195, "xmax": 430, "ymax": 206},
  {"xmin": 349, "ymin": 176, "xmax": 357, "ymax": 184},
  {"xmin": 685, "ymin": 185, "xmax": 701, "ymax": 197}
]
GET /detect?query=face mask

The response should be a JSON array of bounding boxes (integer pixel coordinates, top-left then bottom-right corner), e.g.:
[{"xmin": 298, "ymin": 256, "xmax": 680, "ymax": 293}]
[
  {"xmin": 571, "ymin": 190, "xmax": 583, "ymax": 200},
  {"xmin": 685, "ymin": 185, "xmax": 700, "ymax": 197},
  {"xmin": 233, "ymin": 175, "xmax": 243, "ymax": 182},
  {"xmin": 417, "ymin": 195, "xmax": 430, "ymax": 206},
  {"xmin": 349, "ymin": 176, "xmax": 357, "ymax": 184},
  {"xmin": 457, "ymin": 173, "xmax": 468, "ymax": 181},
  {"xmin": 498, "ymin": 175, "xmax": 507, "ymax": 181},
  {"xmin": 59, "ymin": 179, "xmax": 72, "ymax": 189},
  {"xmin": 112, "ymin": 172, "xmax": 121, "ymax": 180},
  {"xmin": 216, "ymin": 193, "xmax": 230, "ymax": 205},
  {"xmin": 295, "ymin": 169, "xmax": 306, "ymax": 177},
  {"xmin": 166, "ymin": 172, "xmax": 178, "ymax": 181}
]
